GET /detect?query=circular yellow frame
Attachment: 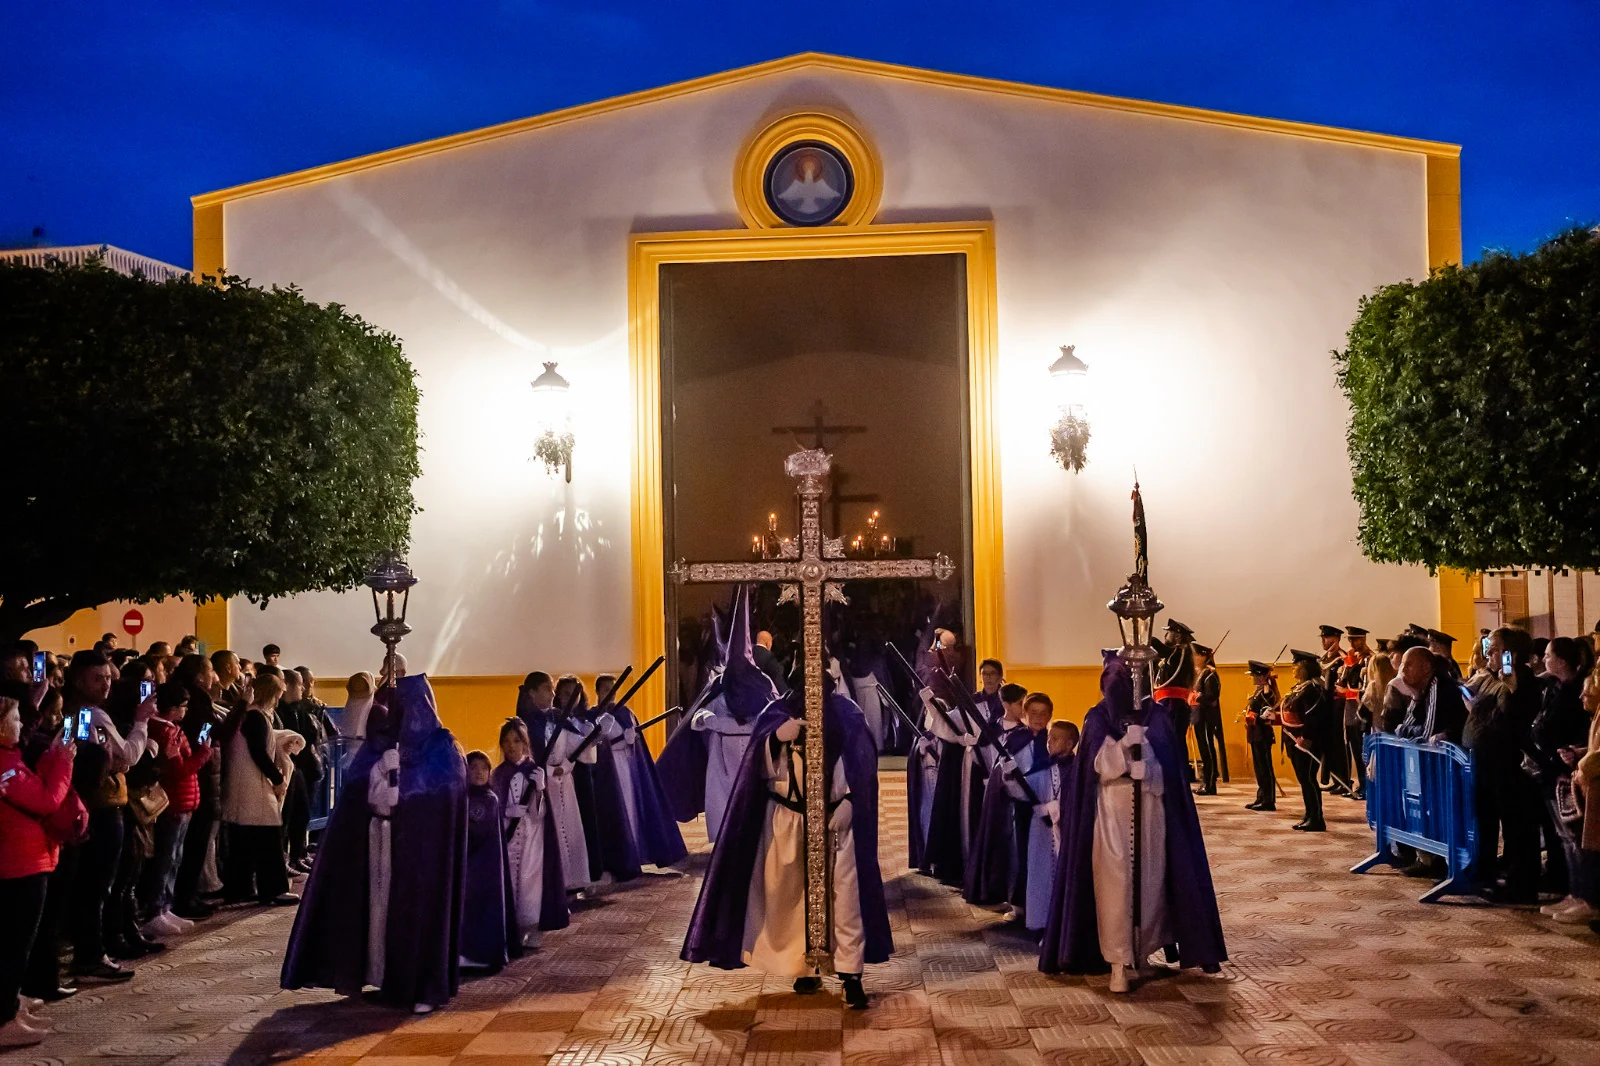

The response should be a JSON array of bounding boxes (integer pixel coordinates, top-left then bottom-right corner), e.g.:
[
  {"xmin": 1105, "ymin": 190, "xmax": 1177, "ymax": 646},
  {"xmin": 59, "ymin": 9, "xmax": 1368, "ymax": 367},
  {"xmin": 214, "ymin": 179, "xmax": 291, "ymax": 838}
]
[{"xmin": 734, "ymin": 111, "xmax": 883, "ymax": 229}]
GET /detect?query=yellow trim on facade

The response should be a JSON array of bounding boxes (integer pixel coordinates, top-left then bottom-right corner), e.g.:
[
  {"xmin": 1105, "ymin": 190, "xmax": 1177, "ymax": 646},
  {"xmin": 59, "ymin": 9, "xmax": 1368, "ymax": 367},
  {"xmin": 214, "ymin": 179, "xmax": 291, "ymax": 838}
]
[
  {"xmin": 193, "ymin": 597, "xmax": 230, "ymax": 656},
  {"xmin": 628, "ymin": 221, "xmax": 1004, "ymax": 748},
  {"xmin": 192, "ymin": 203, "xmax": 224, "ymax": 277},
  {"xmin": 193, "ymin": 53, "xmax": 1458, "ymax": 209},
  {"xmin": 733, "ymin": 110, "xmax": 884, "ymax": 229},
  {"xmin": 1424, "ymin": 152, "xmax": 1472, "ymax": 647}
]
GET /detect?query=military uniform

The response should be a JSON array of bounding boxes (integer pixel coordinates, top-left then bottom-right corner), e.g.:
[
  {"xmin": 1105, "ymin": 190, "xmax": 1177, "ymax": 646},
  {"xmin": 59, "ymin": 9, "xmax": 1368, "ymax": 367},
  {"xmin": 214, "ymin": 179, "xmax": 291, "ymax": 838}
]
[
  {"xmin": 1243, "ymin": 661, "xmax": 1278, "ymax": 811},
  {"xmin": 1338, "ymin": 626, "xmax": 1372, "ymax": 799},
  {"xmin": 1316, "ymin": 625, "xmax": 1349, "ymax": 792},
  {"xmin": 1278, "ymin": 650, "xmax": 1327, "ymax": 831},
  {"xmin": 1191, "ymin": 644, "xmax": 1223, "ymax": 795},
  {"xmin": 1150, "ymin": 620, "xmax": 1197, "ymax": 783}
]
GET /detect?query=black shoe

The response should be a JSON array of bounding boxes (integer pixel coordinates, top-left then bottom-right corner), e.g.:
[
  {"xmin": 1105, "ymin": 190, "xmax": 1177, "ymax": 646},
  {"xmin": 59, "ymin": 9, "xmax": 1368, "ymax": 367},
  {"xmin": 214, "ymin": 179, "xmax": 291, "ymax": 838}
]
[
  {"xmin": 1481, "ymin": 884, "xmax": 1538, "ymax": 906},
  {"xmin": 1293, "ymin": 822, "xmax": 1326, "ymax": 832},
  {"xmin": 107, "ymin": 938, "xmax": 152, "ymax": 961},
  {"xmin": 72, "ymin": 961, "xmax": 134, "ymax": 984},
  {"xmin": 1257, "ymin": 805, "xmax": 1276, "ymax": 812},
  {"xmin": 172, "ymin": 902, "xmax": 214, "ymax": 921},
  {"xmin": 1291, "ymin": 820, "xmax": 1306, "ymax": 829},
  {"xmin": 840, "ymin": 973, "xmax": 868, "ymax": 1010},
  {"xmin": 792, "ymin": 976, "xmax": 822, "ymax": 995},
  {"xmin": 1351, "ymin": 789, "xmax": 1366, "ymax": 801},
  {"xmin": 23, "ymin": 986, "xmax": 77, "ymax": 1002},
  {"xmin": 264, "ymin": 893, "xmax": 301, "ymax": 907},
  {"xmin": 1244, "ymin": 802, "xmax": 1261, "ymax": 810}
]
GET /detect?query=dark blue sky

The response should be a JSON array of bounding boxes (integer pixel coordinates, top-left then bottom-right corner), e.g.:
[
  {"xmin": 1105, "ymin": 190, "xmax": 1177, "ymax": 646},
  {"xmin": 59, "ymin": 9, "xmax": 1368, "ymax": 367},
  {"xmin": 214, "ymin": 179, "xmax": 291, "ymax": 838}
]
[{"xmin": 4, "ymin": 2, "xmax": 1595, "ymax": 269}]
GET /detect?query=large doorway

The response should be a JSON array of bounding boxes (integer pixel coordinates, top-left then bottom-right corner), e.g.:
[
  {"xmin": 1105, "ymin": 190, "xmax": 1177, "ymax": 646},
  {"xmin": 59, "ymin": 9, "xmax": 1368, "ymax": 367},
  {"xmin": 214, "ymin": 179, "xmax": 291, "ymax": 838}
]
[{"xmin": 659, "ymin": 253, "xmax": 973, "ymax": 729}]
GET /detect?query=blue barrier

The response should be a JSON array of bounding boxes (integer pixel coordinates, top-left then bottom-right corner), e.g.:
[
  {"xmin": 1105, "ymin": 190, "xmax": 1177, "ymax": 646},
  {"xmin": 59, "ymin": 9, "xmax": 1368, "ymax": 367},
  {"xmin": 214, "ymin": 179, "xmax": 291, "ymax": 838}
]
[
  {"xmin": 307, "ymin": 735, "xmax": 356, "ymax": 833},
  {"xmin": 1351, "ymin": 733, "xmax": 1477, "ymax": 902}
]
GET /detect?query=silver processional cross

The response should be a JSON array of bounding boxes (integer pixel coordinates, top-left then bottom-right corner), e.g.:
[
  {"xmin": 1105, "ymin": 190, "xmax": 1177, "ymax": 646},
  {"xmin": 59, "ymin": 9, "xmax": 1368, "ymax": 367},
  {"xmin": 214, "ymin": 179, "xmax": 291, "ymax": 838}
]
[{"xmin": 671, "ymin": 447, "xmax": 953, "ymax": 971}]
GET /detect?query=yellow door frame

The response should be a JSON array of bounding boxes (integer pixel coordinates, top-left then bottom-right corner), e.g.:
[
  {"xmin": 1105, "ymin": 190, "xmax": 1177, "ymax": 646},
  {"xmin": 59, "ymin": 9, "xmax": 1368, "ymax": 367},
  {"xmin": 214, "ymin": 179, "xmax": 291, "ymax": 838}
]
[{"xmin": 627, "ymin": 221, "xmax": 1003, "ymax": 741}]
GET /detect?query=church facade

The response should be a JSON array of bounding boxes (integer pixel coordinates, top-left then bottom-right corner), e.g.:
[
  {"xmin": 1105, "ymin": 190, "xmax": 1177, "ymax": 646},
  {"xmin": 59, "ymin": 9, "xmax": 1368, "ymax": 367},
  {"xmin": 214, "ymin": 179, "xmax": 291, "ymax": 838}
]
[{"xmin": 191, "ymin": 54, "xmax": 1466, "ymax": 757}]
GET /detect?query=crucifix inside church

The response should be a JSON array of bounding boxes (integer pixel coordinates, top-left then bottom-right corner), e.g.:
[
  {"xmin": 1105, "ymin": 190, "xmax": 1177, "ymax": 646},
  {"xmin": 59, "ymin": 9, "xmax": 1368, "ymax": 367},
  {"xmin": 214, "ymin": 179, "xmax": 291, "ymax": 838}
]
[
  {"xmin": 659, "ymin": 253, "xmax": 975, "ymax": 725},
  {"xmin": 771, "ymin": 400, "xmax": 876, "ymax": 536}
]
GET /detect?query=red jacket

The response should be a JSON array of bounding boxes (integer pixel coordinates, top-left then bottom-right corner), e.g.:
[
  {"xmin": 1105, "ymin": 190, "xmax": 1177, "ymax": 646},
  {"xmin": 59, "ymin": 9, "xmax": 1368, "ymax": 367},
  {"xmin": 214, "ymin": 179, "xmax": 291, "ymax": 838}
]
[
  {"xmin": 0, "ymin": 741, "xmax": 75, "ymax": 878},
  {"xmin": 151, "ymin": 717, "xmax": 210, "ymax": 815}
]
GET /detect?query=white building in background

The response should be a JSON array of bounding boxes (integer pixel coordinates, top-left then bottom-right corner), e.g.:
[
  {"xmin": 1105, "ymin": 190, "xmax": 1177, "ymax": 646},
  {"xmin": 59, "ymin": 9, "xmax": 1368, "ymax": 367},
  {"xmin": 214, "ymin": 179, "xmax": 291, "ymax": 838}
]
[{"xmin": 0, "ymin": 243, "xmax": 188, "ymax": 281}]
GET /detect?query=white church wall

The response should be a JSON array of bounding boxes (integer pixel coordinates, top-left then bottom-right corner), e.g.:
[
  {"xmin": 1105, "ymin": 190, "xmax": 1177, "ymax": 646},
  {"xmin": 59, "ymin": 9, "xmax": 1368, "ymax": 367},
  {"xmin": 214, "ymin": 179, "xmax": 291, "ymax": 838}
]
[{"xmin": 220, "ymin": 65, "xmax": 1439, "ymax": 678}]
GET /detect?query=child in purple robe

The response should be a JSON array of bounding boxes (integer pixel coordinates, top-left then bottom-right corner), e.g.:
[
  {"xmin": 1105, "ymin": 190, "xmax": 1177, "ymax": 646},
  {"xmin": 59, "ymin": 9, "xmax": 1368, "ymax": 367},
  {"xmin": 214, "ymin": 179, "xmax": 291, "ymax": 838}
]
[{"xmin": 460, "ymin": 751, "xmax": 518, "ymax": 972}]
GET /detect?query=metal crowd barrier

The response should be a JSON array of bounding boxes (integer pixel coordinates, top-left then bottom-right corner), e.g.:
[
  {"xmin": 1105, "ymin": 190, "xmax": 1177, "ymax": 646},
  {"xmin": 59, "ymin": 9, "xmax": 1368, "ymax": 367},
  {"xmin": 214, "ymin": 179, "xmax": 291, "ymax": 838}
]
[
  {"xmin": 307, "ymin": 735, "xmax": 356, "ymax": 833},
  {"xmin": 1351, "ymin": 732, "xmax": 1477, "ymax": 902}
]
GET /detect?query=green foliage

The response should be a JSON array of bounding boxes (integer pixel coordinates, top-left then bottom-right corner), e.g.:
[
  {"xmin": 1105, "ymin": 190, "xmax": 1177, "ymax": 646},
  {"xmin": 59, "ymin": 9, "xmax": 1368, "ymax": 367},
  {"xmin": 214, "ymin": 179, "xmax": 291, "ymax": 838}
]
[
  {"xmin": 0, "ymin": 257, "xmax": 421, "ymax": 640},
  {"xmin": 1335, "ymin": 226, "xmax": 1600, "ymax": 572}
]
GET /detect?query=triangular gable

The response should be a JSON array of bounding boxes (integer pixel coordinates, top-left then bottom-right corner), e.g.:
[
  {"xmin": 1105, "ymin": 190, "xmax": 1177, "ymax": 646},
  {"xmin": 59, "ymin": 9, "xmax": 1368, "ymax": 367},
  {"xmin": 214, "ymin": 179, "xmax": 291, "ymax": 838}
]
[{"xmin": 192, "ymin": 51, "xmax": 1458, "ymax": 208}]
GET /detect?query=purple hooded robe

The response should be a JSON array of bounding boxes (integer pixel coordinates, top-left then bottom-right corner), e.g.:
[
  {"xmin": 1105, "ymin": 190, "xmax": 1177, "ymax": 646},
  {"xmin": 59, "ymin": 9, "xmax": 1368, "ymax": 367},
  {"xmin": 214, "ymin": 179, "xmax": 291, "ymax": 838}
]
[
  {"xmin": 680, "ymin": 691, "xmax": 892, "ymax": 971},
  {"xmin": 1038, "ymin": 653, "xmax": 1227, "ymax": 975},
  {"xmin": 490, "ymin": 748, "xmax": 571, "ymax": 934},
  {"xmin": 461, "ymin": 781, "xmax": 519, "ymax": 970},
  {"xmin": 962, "ymin": 723, "xmax": 1038, "ymax": 905},
  {"xmin": 607, "ymin": 701, "xmax": 688, "ymax": 866},
  {"xmin": 282, "ymin": 675, "xmax": 467, "ymax": 1008}
]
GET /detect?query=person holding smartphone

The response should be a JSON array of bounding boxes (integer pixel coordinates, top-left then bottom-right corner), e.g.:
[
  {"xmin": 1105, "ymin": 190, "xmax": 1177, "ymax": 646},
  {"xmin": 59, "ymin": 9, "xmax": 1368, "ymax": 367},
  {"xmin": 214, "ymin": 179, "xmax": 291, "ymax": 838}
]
[
  {"xmin": 1465, "ymin": 628, "xmax": 1544, "ymax": 905},
  {"xmin": 137, "ymin": 684, "xmax": 212, "ymax": 936},
  {"xmin": 0, "ymin": 695, "xmax": 77, "ymax": 1049}
]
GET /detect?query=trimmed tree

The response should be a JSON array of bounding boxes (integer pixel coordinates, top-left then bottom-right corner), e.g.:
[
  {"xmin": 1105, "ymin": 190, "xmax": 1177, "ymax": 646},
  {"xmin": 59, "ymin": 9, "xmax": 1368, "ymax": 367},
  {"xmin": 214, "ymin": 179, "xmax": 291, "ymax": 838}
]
[
  {"xmin": 0, "ymin": 258, "xmax": 421, "ymax": 642},
  {"xmin": 1334, "ymin": 225, "xmax": 1600, "ymax": 572}
]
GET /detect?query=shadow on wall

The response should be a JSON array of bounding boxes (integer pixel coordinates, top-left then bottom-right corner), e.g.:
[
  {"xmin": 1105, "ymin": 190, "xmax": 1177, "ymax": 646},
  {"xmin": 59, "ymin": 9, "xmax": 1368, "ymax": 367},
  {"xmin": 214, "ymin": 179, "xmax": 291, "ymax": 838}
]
[{"xmin": 427, "ymin": 499, "xmax": 616, "ymax": 677}]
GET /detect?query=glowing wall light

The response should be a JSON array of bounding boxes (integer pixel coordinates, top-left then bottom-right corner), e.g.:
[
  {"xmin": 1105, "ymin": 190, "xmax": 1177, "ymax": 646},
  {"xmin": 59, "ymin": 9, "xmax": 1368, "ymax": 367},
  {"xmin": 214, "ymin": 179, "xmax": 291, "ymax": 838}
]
[
  {"xmin": 1048, "ymin": 344, "xmax": 1091, "ymax": 473},
  {"xmin": 531, "ymin": 361, "xmax": 574, "ymax": 482}
]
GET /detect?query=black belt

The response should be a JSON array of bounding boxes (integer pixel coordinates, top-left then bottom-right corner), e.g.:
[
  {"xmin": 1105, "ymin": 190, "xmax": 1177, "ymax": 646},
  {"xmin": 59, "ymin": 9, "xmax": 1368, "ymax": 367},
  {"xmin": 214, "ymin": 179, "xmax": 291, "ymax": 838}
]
[{"xmin": 767, "ymin": 791, "xmax": 851, "ymax": 816}]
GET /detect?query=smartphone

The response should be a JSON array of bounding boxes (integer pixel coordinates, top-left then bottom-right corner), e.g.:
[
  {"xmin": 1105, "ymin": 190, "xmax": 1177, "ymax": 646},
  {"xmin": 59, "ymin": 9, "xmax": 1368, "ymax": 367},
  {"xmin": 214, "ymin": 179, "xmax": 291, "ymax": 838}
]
[
  {"xmin": 32, "ymin": 651, "xmax": 45, "ymax": 684},
  {"xmin": 139, "ymin": 680, "xmax": 155, "ymax": 702},
  {"xmin": 197, "ymin": 722, "xmax": 213, "ymax": 745},
  {"xmin": 75, "ymin": 708, "xmax": 93, "ymax": 742},
  {"xmin": 1501, "ymin": 650, "xmax": 1514, "ymax": 676},
  {"xmin": 1481, "ymin": 636, "xmax": 1492, "ymax": 658}
]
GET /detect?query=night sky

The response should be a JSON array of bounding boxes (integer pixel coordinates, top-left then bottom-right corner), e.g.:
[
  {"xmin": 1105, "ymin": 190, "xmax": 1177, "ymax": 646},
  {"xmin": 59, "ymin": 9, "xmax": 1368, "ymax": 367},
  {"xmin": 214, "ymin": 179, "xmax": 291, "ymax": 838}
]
[{"xmin": 4, "ymin": 2, "xmax": 1595, "ymax": 270}]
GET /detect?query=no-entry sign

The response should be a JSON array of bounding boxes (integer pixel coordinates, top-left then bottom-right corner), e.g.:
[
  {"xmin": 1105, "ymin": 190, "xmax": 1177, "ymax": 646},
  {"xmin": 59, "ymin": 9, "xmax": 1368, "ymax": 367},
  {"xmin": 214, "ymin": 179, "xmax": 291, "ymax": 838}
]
[{"xmin": 122, "ymin": 609, "xmax": 145, "ymax": 636}]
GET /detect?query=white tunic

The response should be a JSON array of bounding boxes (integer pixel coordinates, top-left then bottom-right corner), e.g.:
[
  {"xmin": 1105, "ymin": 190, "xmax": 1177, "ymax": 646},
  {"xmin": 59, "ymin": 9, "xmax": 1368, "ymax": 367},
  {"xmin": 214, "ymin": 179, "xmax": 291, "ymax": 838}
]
[
  {"xmin": 600, "ymin": 712, "xmax": 643, "ymax": 856},
  {"xmin": 1007, "ymin": 756, "xmax": 1064, "ymax": 932},
  {"xmin": 1091, "ymin": 725, "xmax": 1169, "ymax": 967},
  {"xmin": 691, "ymin": 694, "xmax": 754, "ymax": 844},
  {"xmin": 503, "ymin": 763, "xmax": 549, "ymax": 942},
  {"xmin": 742, "ymin": 738, "xmax": 864, "ymax": 977},
  {"xmin": 541, "ymin": 719, "xmax": 598, "ymax": 891},
  {"xmin": 366, "ymin": 747, "xmax": 400, "ymax": 987},
  {"xmin": 848, "ymin": 675, "xmax": 884, "ymax": 750}
]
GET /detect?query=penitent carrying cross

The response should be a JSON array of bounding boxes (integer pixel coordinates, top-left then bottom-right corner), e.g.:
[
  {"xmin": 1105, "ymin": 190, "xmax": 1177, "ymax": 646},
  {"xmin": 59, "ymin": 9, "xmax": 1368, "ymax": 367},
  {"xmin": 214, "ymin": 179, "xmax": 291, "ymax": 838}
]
[{"xmin": 671, "ymin": 447, "xmax": 953, "ymax": 972}]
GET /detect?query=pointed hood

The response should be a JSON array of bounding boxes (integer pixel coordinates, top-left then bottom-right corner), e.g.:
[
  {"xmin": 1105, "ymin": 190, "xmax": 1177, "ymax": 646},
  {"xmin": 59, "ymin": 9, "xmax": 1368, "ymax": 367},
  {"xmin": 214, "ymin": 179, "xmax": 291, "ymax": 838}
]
[
  {"xmin": 396, "ymin": 673, "xmax": 444, "ymax": 749},
  {"xmin": 723, "ymin": 585, "xmax": 777, "ymax": 723}
]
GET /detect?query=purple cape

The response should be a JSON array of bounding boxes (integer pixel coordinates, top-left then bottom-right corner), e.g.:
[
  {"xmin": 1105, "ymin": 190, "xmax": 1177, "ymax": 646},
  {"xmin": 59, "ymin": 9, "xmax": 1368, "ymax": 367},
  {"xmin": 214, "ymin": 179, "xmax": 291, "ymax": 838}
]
[
  {"xmin": 905, "ymin": 744, "xmax": 928, "ymax": 873},
  {"xmin": 611, "ymin": 703, "xmax": 688, "ymax": 866},
  {"xmin": 681, "ymin": 692, "xmax": 892, "ymax": 971},
  {"xmin": 461, "ymin": 783, "xmax": 519, "ymax": 969},
  {"xmin": 1039, "ymin": 661, "xmax": 1227, "ymax": 975},
  {"xmin": 581, "ymin": 718, "xmax": 642, "ymax": 882},
  {"xmin": 283, "ymin": 675, "xmax": 468, "ymax": 1008},
  {"xmin": 924, "ymin": 727, "xmax": 987, "ymax": 887},
  {"xmin": 962, "ymin": 725, "xmax": 1036, "ymax": 905},
  {"xmin": 491, "ymin": 756, "xmax": 570, "ymax": 932},
  {"xmin": 655, "ymin": 675, "xmax": 720, "ymax": 823}
]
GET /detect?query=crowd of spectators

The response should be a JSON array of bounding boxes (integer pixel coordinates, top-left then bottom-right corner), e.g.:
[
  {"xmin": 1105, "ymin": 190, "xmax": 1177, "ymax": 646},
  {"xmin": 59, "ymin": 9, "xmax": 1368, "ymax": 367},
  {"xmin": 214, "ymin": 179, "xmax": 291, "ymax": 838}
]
[
  {"xmin": 1364, "ymin": 625, "xmax": 1600, "ymax": 924},
  {"xmin": 0, "ymin": 637, "xmax": 337, "ymax": 1049}
]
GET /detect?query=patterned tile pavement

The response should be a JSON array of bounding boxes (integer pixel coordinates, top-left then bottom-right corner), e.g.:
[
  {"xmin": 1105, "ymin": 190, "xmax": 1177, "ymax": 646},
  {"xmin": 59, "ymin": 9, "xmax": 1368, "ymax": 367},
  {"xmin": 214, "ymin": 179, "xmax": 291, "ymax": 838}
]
[{"xmin": 11, "ymin": 774, "xmax": 1600, "ymax": 1066}]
